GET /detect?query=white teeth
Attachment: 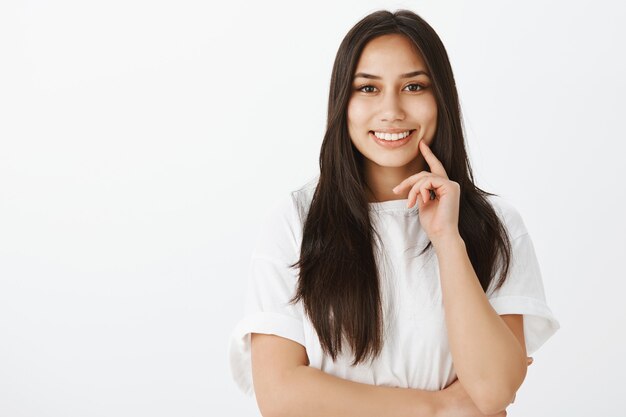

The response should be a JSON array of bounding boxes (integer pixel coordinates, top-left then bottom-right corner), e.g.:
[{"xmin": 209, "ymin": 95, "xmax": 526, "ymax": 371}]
[{"xmin": 373, "ymin": 130, "xmax": 412, "ymax": 141}]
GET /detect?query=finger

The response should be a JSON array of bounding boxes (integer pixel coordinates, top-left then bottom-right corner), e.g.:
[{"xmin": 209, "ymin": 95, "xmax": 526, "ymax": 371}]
[
  {"xmin": 419, "ymin": 140, "xmax": 448, "ymax": 179},
  {"xmin": 418, "ymin": 176, "xmax": 447, "ymax": 202},
  {"xmin": 422, "ymin": 186, "xmax": 433, "ymax": 206},
  {"xmin": 407, "ymin": 177, "xmax": 428, "ymax": 207},
  {"xmin": 408, "ymin": 175, "xmax": 436, "ymax": 207},
  {"xmin": 419, "ymin": 182, "xmax": 438, "ymax": 206},
  {"xmin": 393, "ymin": 171, "xmax": 430, "ymax": 194}
]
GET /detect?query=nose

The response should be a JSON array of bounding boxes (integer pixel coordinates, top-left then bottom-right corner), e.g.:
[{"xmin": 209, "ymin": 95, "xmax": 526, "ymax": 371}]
[{"xmin": 379, "ymin": 90, "xmax": 405, "ymax": 122}]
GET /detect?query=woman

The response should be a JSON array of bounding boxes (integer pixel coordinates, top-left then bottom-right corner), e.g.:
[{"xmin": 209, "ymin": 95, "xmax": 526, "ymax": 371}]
[{"xmin": 229, "ymin": 9, "xmax": 559, "ymax": 417}]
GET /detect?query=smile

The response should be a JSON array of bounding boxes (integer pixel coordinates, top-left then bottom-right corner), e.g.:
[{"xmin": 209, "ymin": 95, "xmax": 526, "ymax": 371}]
[
  {"xmin": 369, "ymin": 130, "xmax": 416, "ymax": 148},
  {"xmin": 371, "ymin": 130, "xmax": 415, "ymax": 141}
]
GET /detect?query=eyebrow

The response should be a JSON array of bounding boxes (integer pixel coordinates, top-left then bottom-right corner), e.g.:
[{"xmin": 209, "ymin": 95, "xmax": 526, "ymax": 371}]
[{"xmin": 353, "ymin": 70, "xmax": 430, "ymax": 80}]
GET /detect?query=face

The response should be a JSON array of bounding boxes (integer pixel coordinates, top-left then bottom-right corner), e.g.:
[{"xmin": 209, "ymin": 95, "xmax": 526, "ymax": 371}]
[{"xmin": 347, "ymin": 34, "xmax": 438, "ymax": 172}]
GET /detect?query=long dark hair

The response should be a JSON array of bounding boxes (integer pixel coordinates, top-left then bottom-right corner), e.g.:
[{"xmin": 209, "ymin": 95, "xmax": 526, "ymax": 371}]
[{"xmin": 288, "ymin": 9, "xmax": 513, "ymax": 366}]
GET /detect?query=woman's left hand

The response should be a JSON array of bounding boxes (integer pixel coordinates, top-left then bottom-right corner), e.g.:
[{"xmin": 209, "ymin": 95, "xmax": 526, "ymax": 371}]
[{"xmin": 392, "ymin": 140, "xmax": 461, "ymax": 244}]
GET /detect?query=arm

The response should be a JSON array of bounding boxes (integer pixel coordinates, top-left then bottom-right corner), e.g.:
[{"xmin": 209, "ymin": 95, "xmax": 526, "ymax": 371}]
[
  {"xmin": 432, "ymin": 233, "xmax": 528, "ymax": 415},
  {"xmin": 251, "ymin": 333, "xmax": 439, "ymax": 417}
]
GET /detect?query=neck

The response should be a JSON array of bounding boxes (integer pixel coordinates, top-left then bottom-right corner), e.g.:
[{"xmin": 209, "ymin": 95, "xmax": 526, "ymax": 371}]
[{"xmin": 364, "ymin": 158, "xmax": 427, "ymax": 203}]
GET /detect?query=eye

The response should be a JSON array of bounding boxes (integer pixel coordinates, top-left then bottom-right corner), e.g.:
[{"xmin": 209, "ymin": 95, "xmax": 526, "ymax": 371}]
[
  {"xmin": 404, "ymin": 83, "xmax": 425, "ymax": 92},
  {"xmin": 354, "ymin": 83, "xmax": 426, "ymax": 94},
  {"xmin": 356, "ymin": 84, "xmax": 377, "ymax": 93}
]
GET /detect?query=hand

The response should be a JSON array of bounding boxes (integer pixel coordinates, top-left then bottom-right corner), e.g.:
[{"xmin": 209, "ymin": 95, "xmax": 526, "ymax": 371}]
[
  {"xmin": 434, "ymin": 357, "xmax": 533, "ymax": 417},
  {"xmin": 392, "ymin": 140, "xmax": 461, "ymax": 244}
]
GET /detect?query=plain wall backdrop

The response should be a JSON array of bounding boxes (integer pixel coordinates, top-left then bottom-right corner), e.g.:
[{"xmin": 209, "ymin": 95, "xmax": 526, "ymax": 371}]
[{"xmin": 1, "ymin": 0, "xmax": 625, "ymax": 416}]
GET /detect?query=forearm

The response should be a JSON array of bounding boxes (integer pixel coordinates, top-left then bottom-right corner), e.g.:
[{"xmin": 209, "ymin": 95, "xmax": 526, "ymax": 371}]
[
  {"xmin": 273, "ymin": 364, "xmax": 439, "ymax": 417},
  {"xmin": 433, "ymin": 233, "xmax": 526, "ymax": 412}
]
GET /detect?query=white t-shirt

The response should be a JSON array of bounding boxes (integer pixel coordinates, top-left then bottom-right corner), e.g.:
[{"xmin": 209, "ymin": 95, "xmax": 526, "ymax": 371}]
[{"xmin": 228, "ymin": 176, "xmax": 560, "ymax": 398}]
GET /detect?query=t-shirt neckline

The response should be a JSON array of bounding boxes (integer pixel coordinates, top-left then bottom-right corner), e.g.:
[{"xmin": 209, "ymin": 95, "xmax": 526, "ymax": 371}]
[{"xmin": 368, "ymin": 198, "xmax": 419, "ymax": 214}]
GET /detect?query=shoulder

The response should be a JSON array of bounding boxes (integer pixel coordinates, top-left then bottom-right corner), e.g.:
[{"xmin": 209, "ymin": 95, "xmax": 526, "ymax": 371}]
[
  {"xmin": 289, "ymin": 175, "xmax": 318, "ymax": 224},
  {"xmin": 253, "ymin": 176, "xmax": 318, "ymax": 260},
  {"xmin": 261, "ymin": 176, "xmax": 316, "ymax": 225},
  {"xmin": 484, "ymin": 194, "xmax": 528, "ymax": 241}
]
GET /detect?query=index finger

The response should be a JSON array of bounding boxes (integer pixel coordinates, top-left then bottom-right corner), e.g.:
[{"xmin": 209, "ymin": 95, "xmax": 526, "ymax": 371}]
[{"xmin": 419, "ymin": 140, "xmax": 448, "ymax": 179}]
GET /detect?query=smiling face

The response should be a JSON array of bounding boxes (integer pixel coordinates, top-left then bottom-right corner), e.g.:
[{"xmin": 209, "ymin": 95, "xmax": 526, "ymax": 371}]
[{"xmin": 347, "ymin": 34, "xmax": 438, "ymax": 196}]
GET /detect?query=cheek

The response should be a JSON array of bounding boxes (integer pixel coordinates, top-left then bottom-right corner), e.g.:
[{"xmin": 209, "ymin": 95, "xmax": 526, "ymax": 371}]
[
  {"xmin": 425, "ymin": 109, "xmax": 437, "ymax": 132},
  {"xmin": 347, "ymin": 98, "xmax": 369, "ymax": 127},
  {"xmin": 417, "ymin": 96, "xmax": 437, "ymax": 121},
  {"xmin": 416, "ymin": 97, "xmax": 438, "ymax": 136}
]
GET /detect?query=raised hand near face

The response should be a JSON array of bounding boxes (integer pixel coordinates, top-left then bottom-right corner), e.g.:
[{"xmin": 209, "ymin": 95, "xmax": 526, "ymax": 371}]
[{"xmin": 392, "ymin": 140, "xmax": 461, "ymax": 245}]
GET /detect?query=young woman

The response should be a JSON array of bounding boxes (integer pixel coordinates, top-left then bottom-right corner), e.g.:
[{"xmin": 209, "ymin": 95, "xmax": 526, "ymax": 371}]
[{"xmin": 229, "ymin": 9, "xmax": 559, "ymax": 417}]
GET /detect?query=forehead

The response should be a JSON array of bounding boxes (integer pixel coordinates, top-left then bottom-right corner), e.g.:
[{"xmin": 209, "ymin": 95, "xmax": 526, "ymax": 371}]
[{"xmin": 355, "ymin": 34, "xmax": 426, "ymax": 72}]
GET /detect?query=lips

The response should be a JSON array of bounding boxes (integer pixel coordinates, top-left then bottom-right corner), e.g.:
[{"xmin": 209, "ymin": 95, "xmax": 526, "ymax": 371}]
[
  {"xmin": 369, "ymin": 130, "xmax": 415, "ymax": 148},
  {"xmin": 369, "ymin": 129, "xmax": 416, "ymax": 137}
]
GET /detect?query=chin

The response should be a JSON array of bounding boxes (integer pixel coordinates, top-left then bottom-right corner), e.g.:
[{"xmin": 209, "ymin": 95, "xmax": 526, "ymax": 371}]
[{"xmin": 372, "ymin": 157, "xmax": 414, "ymax": 168}]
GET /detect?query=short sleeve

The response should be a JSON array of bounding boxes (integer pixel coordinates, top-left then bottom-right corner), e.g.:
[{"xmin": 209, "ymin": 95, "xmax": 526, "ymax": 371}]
[
  {"xmin": 486, "ymin": 198, "xmax": 560, "ymax": 356},
  {"xmin": 228, "ymin": 194, "xmax": 306, "ymax": 397}
]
